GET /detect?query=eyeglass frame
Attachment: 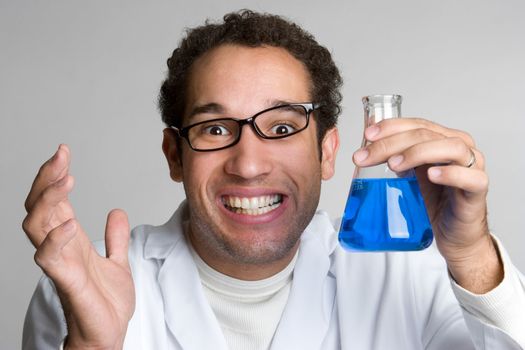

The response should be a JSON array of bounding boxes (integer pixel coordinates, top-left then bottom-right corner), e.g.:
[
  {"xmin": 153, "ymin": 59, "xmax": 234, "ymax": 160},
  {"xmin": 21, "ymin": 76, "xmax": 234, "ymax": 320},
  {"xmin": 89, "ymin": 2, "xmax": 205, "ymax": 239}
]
[{"xmin": 170, "ymin": 102, "xmax": 321, "ymax": 152}]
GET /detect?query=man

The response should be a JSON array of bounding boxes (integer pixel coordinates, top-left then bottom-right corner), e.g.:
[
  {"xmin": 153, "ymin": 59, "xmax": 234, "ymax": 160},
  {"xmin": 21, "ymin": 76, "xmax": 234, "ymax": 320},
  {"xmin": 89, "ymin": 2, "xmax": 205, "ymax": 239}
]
[{"xmin": 22, "ymin": 10, "xmax": 525, "ymax": 349}]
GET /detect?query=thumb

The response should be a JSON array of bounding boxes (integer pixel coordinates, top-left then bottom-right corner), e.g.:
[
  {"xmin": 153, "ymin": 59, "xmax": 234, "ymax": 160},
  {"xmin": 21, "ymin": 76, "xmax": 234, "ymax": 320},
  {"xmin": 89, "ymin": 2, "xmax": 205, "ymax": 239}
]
[{"xmin": 105, "ymin": 209, "xmax": 130, "ymax": 267}]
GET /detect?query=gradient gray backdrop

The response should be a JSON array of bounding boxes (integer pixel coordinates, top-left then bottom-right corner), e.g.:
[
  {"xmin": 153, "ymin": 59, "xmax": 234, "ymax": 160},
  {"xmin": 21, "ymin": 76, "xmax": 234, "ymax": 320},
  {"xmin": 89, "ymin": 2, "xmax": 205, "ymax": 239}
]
[{"xmin": 1, "ymin": 0, "xmax": 524, "ymax": 348}]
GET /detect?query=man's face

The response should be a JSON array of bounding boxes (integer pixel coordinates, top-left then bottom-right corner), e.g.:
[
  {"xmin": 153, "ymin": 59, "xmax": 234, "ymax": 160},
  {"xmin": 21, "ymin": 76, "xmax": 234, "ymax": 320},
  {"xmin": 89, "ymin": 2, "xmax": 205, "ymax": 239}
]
[{"xmin": 163, "ymin": 44, "xmax": 338, "ymax": 277}]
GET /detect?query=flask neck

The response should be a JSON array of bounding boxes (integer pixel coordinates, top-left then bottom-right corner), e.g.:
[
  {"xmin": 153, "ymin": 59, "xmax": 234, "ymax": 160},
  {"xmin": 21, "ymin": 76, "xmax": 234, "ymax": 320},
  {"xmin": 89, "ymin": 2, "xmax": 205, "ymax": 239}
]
[
  {"xmin": 363, "ymin": 94, "xmax": 402, "ymax": 127},
  {"xmin": 356, "ymin": 95, "xmax": 407, "ymax": 179}
]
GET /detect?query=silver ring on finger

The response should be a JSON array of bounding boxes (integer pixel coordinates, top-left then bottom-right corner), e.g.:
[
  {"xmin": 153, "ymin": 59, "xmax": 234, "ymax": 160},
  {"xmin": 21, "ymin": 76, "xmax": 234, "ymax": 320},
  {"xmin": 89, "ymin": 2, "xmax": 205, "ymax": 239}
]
[{"xmin": 465, "ymin": 148, "xmax": 476, "ymax": 168}]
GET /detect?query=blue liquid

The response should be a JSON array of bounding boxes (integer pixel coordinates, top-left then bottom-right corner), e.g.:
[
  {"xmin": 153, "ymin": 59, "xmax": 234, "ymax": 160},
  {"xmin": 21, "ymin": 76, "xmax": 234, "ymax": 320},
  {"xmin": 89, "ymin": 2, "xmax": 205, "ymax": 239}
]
[{"xmin": 339, "ymin": 177, "xmax": 433, "ymax": 251}]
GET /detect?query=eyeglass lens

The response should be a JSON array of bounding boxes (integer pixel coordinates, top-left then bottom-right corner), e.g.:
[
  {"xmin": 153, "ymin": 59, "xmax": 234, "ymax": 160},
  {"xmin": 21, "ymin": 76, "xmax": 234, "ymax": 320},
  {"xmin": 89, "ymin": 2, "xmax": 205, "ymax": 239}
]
[{"xmin": 187, "ymin": 105, "xmax": 309, "ymax": 150}]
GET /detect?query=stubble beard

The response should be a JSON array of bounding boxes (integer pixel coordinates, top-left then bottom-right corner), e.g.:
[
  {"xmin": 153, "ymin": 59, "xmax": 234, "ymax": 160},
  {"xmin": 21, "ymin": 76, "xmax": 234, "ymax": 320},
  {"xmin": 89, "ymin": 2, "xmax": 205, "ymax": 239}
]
[{"xmin": 186, "ymin": 186, "xmax": 321, "ymax": 267}]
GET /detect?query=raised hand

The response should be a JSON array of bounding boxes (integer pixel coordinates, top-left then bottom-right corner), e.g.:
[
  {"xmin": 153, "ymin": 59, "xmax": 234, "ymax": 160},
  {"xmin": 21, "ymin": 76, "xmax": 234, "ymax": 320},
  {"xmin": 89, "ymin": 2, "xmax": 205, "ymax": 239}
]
[
  {"xmin": 353, "ymin": 118, "xmax": 503, "ymax": 293},
  {"xmin": 22, "ymin": 145, "xmax": 135, "ymax": 349}
]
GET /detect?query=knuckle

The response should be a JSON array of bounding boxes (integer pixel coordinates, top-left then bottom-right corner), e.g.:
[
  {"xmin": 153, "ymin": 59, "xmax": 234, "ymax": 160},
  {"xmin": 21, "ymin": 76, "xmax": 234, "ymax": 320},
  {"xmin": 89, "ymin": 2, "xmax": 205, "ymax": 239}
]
[
  {"xmin": 22, "ymin": 216, "xmax": 32, "ymax": 234},
  {"xmin": 413, "ymin": 118, "xmax": 431, "ymax": 129},
  {"xmin": 33, "ymin": 249, "xmax": 47, "ymax": 269},
  {"xmin": 46, "ymin": 229, "xmax": 59, "ymax": 246},
  {"xmin": 24, "ymin": 197, "xmax": 31, "ymax": 212},
  {"xmin": 449, "ymin": 136, "xmax": 467, "ymax": 151},
  {"xmin": 413, "ymin": 128, "xmax": 437, "ymax": 141},
  {"xmin": 373, "ymin": 138, "xmax": 389, "ymax": 155},
  {"xmin": 474, "ymin": 170, "xmax": 490, "ymax": 191},
  {"xmin": 475, "ymin": 150, "xmax": 486, "ymax": 169},
  {"xmin": 480, "ymin": 173, "xmax": 489, "ymax": 188},
  {"xmin": 458, "ymin": 130, "xmax": 475, "ymax": 147},
  {"xmin": 34, "ymin": 250, "xmax": 57, "ymax": 272}
]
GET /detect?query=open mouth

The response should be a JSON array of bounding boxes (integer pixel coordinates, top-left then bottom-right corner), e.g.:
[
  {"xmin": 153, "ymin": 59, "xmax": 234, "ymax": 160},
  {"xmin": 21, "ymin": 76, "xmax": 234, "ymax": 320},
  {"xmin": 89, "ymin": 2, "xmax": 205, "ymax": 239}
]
[{"xmin": 221, "ymin": 194, "xmax": 283, "ymax": 215}]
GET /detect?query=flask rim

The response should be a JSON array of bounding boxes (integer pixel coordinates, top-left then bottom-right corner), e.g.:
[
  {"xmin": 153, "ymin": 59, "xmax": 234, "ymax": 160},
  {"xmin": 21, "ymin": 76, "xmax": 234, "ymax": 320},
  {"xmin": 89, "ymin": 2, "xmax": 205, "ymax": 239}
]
[{"xmin": 362, "ymin": 94, "xmax": 402, "ymax": 106}]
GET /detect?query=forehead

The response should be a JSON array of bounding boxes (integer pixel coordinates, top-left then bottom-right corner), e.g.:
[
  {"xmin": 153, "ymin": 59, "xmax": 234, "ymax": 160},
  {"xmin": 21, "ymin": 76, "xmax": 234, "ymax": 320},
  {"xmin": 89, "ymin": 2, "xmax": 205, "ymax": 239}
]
[{"xmin": 184, "ymin": 44, "xmax": 312, "ymax": 117}]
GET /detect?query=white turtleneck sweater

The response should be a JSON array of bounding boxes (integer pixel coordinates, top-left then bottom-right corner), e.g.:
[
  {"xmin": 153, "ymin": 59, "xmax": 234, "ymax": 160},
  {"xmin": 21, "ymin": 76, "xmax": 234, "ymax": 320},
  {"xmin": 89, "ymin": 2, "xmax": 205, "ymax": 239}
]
[{"xmin": 189, "ymin": 246, "xmax": 298, "ymax": 350}]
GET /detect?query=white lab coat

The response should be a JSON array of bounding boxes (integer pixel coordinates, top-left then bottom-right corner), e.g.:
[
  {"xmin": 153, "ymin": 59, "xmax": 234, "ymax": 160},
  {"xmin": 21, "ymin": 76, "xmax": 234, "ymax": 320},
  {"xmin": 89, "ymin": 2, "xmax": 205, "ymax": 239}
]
[{"xmin": 23, "ymin": 202, "xmax": 525, "ymax": 349}]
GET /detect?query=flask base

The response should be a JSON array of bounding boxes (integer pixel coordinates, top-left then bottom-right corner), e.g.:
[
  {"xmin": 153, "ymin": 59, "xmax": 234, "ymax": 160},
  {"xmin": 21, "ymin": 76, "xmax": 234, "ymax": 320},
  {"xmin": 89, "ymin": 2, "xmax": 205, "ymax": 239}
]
[{"xmin": 338, "ymin": 177, "xmax": 433, "ymax": 252}]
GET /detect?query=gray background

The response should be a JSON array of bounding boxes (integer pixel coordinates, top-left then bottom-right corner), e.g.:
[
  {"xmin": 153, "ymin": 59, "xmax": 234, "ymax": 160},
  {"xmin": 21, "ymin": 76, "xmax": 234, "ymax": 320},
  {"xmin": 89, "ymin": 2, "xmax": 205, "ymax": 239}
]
[{"xmin": 1, "ymin": 0, "xmax": 524, "ymax": 348}]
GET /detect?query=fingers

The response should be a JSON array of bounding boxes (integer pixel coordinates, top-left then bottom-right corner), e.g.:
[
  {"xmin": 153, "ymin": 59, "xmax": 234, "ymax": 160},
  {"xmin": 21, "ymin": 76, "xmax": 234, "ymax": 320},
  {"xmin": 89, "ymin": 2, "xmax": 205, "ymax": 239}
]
[
  {"xmin": 353, "ymin": 117, "xmax": 488, "ymax": 196},
  {"xmin": 22, "ymin": 174, "xmax": 75, "ymax": 247},
  {"xmin": 427, "ymin": 165, "xmax": 489, "ymax": 197},
  {"xmin": 34, "ymin": 219, "xmax": 78, "ymax": 278},
  {"xmin": 386, "ymin": 138, "xmax": 485, "ymax": 173},
  {"xmin": 353, "ymin": 118, "xmax": 482, "ymax": 170},
  {"xmin": 354, "ymin": 127, "xmax": 446, "ymax": 166},
  {"xmin": 105, "ymin": 209, "xmax": 130, "ymax": 267},
  {"xmin": 365, "ymin": 118, "xmax": 476, "ymax": 148},
  {"xmin": 25, "ymin": 144, "xmax": 71, "ymax": 212}
]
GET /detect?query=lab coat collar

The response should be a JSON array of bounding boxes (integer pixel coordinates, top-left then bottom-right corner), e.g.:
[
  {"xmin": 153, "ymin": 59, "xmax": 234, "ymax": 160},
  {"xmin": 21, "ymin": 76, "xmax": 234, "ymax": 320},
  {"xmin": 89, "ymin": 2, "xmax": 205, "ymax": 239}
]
[
  {"xmin": 144, "ymin": 202, "xmax": 228, "ymax": 349},
  {"xmin": 270, "ymin": 210, "xmax": 337, "ymax": 349},
  {"xmin": 143, "ymin": 202, "xmax": 188, "ymax": 260}
]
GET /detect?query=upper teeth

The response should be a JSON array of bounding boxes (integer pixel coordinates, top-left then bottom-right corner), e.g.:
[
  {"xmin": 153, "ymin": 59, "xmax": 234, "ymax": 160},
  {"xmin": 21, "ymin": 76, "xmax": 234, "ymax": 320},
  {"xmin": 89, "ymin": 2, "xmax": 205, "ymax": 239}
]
[{"xmin": 223, "ymin": 194, "xmax": 282, "ymax": 209}]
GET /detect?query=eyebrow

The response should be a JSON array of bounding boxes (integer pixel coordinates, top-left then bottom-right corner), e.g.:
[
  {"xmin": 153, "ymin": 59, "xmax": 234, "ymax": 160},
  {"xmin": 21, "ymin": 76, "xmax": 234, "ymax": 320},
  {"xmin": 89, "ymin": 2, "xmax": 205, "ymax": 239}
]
[
  {"xmin": 186, "ymin": 103, "xmax": 225, "ymax": 119},
  {"xmin": 186, "ymin": 99, "xmax": 302, "ymax": 121}
]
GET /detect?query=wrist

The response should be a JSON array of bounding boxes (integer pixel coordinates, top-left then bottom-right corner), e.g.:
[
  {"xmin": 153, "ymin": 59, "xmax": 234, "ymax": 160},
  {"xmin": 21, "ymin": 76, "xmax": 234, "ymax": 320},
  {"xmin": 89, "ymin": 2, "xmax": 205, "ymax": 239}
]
[
  {"xmin": 446, "ymin": 234, "xmax": 504, "ymax": 294},
  {"xmin": 62, "ymin": 313, "xmax": 129, "ymax": 350}
]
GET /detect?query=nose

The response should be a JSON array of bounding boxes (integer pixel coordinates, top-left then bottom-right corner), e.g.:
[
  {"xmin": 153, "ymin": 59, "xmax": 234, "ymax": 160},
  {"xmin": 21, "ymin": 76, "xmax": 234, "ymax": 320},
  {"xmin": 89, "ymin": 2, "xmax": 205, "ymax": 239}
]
[{"xmin": 223, "ymin": 125, "xmax": 273, "ymax": 180}]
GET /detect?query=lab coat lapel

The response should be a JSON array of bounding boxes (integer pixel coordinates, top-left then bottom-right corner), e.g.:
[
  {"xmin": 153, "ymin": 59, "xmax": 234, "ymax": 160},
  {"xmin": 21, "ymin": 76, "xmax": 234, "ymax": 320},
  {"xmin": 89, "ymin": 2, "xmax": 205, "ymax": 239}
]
[
  {"xmin": 270, "ymin": 211, "xmax": 337, "ymax": 349},
  {"xmin": 150, "ymin": 204, "xmax": 228, "ymax": 350}
]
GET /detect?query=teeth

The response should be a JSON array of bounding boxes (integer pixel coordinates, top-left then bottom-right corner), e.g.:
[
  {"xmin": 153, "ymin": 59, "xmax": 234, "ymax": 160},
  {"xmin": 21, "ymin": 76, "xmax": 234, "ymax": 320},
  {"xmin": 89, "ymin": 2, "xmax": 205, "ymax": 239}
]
[
  {"xmin": 222, "ymin": 194, "xmax": 283, "ymax": 215},
  {"xmin": 232, "ymin": 202, "xmax": 282, "ymax": 215}
]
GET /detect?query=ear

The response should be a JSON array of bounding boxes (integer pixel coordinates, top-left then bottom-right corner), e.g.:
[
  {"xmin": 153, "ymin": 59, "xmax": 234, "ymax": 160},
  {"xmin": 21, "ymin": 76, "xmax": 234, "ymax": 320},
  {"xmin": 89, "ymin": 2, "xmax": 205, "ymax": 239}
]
[
  {"xmin": 320, "ymin": 127, "xmax": 339, "ymax": 180},
  {"xmin": 162, "ymin": 128, "xmax": 183, "ymax": 182}
]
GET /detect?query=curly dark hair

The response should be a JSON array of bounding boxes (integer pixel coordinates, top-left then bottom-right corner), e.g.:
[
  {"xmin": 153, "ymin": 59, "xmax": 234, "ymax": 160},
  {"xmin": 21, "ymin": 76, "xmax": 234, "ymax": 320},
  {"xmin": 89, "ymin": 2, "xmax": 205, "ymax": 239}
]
[{"xmin": 158, "ymin": 9, "xmax": 342, "ymax": 146}]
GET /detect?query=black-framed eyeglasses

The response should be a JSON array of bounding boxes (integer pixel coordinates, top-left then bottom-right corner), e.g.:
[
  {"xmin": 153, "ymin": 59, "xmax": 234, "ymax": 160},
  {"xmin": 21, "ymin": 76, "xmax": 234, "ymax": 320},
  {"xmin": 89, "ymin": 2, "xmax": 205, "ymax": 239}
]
[{"xmin": 170, "ymin": 103, "xmax": 321, "ymax": 152}]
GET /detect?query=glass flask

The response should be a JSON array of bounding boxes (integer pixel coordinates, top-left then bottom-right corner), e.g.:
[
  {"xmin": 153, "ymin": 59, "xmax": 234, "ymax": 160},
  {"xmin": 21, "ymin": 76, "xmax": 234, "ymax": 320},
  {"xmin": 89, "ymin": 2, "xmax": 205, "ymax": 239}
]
[{"xmin": 338, "ymin": 95, "xmax": 433, "ymax": 251}]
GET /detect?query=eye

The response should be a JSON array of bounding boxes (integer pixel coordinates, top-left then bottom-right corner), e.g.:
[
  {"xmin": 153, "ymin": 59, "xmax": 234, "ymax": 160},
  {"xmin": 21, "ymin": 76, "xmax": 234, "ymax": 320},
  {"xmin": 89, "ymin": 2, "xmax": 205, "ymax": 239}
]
[
  {"xmin": 203, "ymin": 125, "xmax": 231, "ymax": 136},
  {"xmin": 271, "ymin": 123, "xmax": 296, "ymax": 135}
]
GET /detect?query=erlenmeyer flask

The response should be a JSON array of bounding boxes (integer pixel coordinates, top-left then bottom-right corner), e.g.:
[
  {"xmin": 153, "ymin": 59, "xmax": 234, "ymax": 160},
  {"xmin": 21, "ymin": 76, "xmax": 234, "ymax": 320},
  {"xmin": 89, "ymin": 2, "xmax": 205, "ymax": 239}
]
[{"xmin": 338, "ymin": 95, "xmax": 433, "ymax": 251}]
